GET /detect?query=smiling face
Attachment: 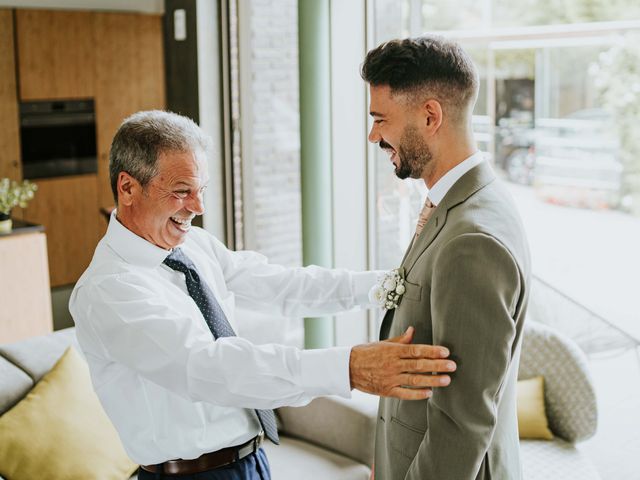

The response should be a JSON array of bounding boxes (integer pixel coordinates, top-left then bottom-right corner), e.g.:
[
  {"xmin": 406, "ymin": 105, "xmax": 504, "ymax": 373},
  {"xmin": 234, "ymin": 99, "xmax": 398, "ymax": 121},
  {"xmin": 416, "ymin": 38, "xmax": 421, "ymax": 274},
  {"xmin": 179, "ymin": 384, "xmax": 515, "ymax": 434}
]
[
  {"xmin": 368, "ymin": 85, "xmax": 433, "ymax": 180},
  {"xmin": 117, "ymin": 148, "xmax": 209, "ymax": 250}
]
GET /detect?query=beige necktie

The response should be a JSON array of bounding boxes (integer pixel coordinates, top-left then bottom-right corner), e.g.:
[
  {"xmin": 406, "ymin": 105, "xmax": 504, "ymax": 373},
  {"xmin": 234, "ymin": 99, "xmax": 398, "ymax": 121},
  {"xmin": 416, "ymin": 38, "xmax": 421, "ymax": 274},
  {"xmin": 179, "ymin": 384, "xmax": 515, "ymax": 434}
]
[{"xmin": 414, "ymin": 197, "xmax": 436, "ymax": 240}]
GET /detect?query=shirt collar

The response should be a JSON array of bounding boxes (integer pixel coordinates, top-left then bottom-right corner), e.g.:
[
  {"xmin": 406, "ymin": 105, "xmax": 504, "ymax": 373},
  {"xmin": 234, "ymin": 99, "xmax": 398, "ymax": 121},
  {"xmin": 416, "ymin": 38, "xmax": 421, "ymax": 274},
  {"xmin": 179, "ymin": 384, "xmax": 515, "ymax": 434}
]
[
  {"xmin": 105, "ymin": 210, "xmax": 172, "ymax": 268},
  {"xmin": 427, "ymin": 151, "xmax": 486, "ymax": 206}
]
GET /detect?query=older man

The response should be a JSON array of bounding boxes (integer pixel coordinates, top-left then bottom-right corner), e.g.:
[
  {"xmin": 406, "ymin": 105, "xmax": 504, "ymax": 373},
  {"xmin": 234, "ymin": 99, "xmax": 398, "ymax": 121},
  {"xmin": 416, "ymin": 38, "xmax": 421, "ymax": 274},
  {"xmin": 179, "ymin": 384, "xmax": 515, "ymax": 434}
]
[
  {"xmin": 362, "ymin": 37, "xmax": 531, "ymax": 479},
  {"xmin": 69, "ymin": 110, "xmax": 455, "ymax": 480}
]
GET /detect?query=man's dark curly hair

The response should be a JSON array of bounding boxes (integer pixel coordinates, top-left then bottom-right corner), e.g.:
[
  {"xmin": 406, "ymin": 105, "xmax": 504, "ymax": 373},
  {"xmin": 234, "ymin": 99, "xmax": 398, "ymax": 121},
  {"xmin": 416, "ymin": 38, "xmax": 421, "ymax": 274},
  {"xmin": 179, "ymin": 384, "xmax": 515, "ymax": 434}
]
[{"xmin": 361, "ymin": 36, "xmax": 479, "ymax": 120}]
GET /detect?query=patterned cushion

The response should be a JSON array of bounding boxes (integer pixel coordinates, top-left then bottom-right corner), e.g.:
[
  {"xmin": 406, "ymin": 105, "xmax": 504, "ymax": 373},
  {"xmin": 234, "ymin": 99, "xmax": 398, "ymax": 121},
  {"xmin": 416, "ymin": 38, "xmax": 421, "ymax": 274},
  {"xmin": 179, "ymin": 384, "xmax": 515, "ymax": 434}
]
[
  {"xmin": 521, "ymin": 439, "xmax": 600, "ymax": 480},
  {"xmin": 519, "ymin": 322, "xmax": 597, "ymax": 442}
]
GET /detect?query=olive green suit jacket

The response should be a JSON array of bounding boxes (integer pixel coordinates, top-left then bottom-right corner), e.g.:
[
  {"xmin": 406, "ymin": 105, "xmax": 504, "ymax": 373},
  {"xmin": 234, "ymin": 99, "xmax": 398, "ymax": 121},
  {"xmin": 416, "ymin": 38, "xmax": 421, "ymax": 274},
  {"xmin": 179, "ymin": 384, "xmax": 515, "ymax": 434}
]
[{"xmin": 374, "ymin": 162, "xmax": 531, "ymax": 480}]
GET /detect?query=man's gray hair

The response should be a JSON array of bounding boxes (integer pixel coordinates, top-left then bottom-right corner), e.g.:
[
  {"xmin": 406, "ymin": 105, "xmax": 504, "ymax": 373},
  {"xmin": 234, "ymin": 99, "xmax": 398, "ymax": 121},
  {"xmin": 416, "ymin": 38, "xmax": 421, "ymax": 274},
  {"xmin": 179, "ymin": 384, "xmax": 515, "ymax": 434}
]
[{"xmin": 109, "ymin": 110, "xmax": 212, "ymax": 203}]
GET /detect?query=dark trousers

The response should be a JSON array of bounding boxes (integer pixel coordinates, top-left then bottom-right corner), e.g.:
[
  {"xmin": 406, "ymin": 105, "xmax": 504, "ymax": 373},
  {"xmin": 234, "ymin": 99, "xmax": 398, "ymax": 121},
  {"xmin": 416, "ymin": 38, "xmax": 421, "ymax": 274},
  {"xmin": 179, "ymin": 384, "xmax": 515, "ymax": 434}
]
[{"xmin": 138, "ymin": 448, "xmax": 271, "ymax": 480}]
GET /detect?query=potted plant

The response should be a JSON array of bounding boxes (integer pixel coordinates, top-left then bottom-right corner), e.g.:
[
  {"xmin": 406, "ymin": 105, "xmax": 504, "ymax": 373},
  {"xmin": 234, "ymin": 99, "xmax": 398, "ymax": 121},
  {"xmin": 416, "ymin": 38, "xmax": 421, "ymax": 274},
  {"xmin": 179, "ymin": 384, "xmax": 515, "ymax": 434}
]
[{"xmin": 0, "ymin": 178, "xmax": 38, "ymax": 234}]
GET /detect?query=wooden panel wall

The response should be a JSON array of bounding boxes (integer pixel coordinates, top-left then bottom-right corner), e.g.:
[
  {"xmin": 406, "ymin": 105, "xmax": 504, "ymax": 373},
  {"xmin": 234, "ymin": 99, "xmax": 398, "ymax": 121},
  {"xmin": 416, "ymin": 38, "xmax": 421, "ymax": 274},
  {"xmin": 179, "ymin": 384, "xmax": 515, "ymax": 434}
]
[
  {"xmin": 0, "ymin": 9, "xmax": 21, "ymax": 181},
  {"xmin": 16, "ymin": 9, "xmax": 96, "ymax": 100}
]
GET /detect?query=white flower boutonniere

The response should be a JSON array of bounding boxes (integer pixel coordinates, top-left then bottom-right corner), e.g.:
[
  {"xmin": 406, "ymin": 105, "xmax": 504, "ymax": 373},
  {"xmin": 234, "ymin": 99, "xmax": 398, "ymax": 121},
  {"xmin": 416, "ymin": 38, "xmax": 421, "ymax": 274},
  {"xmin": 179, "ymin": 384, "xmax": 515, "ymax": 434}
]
[{"xmin": 369, "ymin": 268, "xmax": 406, "ymax": 310}]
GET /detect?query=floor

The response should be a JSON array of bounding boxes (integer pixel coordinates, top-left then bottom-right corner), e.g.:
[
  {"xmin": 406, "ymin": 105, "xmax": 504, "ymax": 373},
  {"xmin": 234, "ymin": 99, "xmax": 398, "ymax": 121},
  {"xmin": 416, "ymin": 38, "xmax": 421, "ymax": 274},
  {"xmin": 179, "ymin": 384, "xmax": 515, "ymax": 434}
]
[
  {"xmin": 579, "ymin": 348, "xmax": 640, "ymax": 480},
  {"xmin": 508, "ymin": 181, "xmax": 640, "ymax": 479}
]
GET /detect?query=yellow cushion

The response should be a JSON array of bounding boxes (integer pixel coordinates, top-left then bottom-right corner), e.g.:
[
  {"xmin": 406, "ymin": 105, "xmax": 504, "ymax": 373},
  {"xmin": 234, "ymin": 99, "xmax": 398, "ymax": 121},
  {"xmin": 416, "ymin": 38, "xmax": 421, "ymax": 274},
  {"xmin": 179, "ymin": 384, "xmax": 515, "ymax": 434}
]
[
  {"xmin": 517, "ymin": 375, "xmax": 554, "ymax": 440},
  {"xmin": 0, "ymin": 347, "xmax": 137, "ymax": 480}
]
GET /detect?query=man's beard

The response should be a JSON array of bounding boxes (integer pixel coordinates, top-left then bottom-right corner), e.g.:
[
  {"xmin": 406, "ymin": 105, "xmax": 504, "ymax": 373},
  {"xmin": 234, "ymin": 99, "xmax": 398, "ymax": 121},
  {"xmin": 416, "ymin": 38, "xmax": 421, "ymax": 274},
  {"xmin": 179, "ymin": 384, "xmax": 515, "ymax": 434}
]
[{"xmin": 394, "ymin": 125, "xmax": 432, "ymax": 180}]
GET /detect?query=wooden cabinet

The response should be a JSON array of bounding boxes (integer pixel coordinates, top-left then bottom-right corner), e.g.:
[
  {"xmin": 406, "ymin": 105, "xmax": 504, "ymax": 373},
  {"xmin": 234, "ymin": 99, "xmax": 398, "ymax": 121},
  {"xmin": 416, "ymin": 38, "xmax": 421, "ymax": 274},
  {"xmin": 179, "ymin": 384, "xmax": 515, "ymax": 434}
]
[
  {"xmin": 0, "ymin": 228, "xmax": 53, "ymax": 343},
  {"xmin": 9, "ymin": 9, "xmax": 165, "ymax": 286},
  {"xmin": 14, "ymin": 9, "xmax": 166, "ymax": 210},
  {"xmin": 15, "ymin": 9, "xmax": 96, "ymax": 100},
  {"xmin": 0, "ymin": 9, "xmax": 21, "ymax": 181},
  {"xmin": 21, "ymin": 175, "xmax": 102, "ymax": 287},
  {"xmin": 94, "ymin": 12, "xmax": 166, "ymax": 210}
]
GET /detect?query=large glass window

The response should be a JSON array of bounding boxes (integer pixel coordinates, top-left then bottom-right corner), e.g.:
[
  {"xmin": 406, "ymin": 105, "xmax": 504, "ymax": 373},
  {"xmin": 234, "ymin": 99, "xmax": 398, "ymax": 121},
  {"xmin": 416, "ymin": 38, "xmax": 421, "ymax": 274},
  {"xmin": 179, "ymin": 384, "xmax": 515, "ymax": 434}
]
[
  {"xmin": 369, "ymin": 1, "xmax": 640, "ymax": 477},
  {"xmin": 228, "ymin": 0, "xmax": 303, "ymax": 347},
  {"xmin": 233, "ymin": 0, "xmax": 302, "ymax": 268},
  {"xmin": 370, "ymin": 0, "xmax": 423, "ymax": 272}
]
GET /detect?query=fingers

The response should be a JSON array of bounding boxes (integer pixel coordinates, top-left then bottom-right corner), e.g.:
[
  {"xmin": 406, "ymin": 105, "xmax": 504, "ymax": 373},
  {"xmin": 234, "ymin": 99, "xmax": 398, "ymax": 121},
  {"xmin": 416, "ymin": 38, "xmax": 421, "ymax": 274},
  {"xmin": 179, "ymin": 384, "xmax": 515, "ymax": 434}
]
[
  {"xmin": 399, "ymin": 358, "xmax": 456, "ymax": 373},
  {"xmin": 386, "ymin": 326, "xmax": 414, "ymax": 344},
  {"xmin": 386, "ymin": 328, "xmax": 450, "ymax": 360},
  {"xmin": 398, "ymin": 373, "xmax": 451, "ymax": 388},
  {"xmin": 399, "ymin": 343, "xmax": 450, "ymax": 360},
  {"xmin": 388, "ymin": 386, "xmax": 433, "ymax": 400},
  {"xmin": 348, "ymin": 338, "xmax": 456, "ymax": 400}
]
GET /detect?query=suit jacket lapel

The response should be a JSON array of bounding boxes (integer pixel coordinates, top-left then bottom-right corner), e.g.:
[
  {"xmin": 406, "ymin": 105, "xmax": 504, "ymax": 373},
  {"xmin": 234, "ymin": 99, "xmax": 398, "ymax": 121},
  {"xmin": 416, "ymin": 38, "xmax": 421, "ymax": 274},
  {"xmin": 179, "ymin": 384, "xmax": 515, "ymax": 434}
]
[
  {"xmin": 399, "ymin": 235, "xmax": 415, "ymax": 267},
  {"xmin": 378, "ymin": 162, "xmax": 496, "ymax": 341},
  {"xmin": 401, "ymin": 207, "xmax": 447, "ymax": 277},
  {"xmin": 401, "ymin": 162, "xmax": 497, "ymax": 278}
]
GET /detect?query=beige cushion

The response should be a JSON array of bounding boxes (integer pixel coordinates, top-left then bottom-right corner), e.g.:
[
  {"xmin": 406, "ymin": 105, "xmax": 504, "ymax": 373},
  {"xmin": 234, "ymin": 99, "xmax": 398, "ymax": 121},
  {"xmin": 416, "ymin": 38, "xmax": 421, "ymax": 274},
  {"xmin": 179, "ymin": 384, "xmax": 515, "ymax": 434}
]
[
  {"xmin": 264, "ymin": 435, "xmax": 370, "ymax": 480},
  {"xmin": 0, "ymin": 347, "xmax": 137, "ymax": 480},
  {"xmin": 277, "ymin": 391, "xmax": 378, "ymax": 466},
  {"xmin": 518, "ymin": 376, "xmax": 554, "ymax": 440},
  {"xmin": 0, "ymin": 356, "xmax": 33, "ymax": 415},
  {"xmin": 0, "ymin": 327, "xmax": 79, "ymax": 382}
]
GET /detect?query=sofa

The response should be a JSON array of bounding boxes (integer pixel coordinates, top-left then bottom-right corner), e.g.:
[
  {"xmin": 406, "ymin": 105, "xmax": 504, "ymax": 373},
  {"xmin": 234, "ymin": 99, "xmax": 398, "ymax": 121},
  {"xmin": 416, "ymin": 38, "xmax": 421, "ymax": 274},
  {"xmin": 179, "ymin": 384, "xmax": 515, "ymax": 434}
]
[{"xmin": 0, "ymin": 321, "xmax": 600, "ymax": 479}]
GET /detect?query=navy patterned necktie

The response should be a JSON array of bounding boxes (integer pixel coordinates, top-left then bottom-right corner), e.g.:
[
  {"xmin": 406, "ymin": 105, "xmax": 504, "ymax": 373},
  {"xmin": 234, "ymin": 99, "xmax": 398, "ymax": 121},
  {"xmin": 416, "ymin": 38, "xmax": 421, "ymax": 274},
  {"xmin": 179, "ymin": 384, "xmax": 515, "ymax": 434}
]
[{"xmin": 163, "ymin": 247, "xmax": 279, "ymax": 444}]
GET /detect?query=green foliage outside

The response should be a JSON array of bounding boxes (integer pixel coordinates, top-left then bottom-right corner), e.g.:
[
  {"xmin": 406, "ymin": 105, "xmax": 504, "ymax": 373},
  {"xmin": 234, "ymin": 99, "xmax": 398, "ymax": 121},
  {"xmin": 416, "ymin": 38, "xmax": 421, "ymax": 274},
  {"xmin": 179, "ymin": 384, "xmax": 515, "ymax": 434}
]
[
  {"xmin": 422, "ymin": 0, "xmax": 640, "ymax": 212},
  {"xmin": 590, "ymin": 34, "xmax": 640, "ymax": 213},
  {"xmin": 492, "ymin": 0, "xmax": 640, "ymax": 26},
  {"xmin": 422, "ymin": 0, "xmax": 640, "ymax": 30}
]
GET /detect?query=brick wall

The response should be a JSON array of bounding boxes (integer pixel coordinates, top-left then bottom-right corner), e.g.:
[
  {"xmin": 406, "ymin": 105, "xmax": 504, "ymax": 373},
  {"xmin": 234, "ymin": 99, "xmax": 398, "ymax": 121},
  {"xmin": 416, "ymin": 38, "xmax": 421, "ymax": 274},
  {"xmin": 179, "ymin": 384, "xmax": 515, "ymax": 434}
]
[{"xmin": 246, "ymin": 0, "xmax": 302, "ymax": 268}]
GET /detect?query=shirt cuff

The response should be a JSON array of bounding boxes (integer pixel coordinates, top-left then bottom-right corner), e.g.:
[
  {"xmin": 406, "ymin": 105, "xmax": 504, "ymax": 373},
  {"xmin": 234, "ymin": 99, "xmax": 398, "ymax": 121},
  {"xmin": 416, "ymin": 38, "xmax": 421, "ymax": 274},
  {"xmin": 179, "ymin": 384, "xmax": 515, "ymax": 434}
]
[
  {"xmin": 298, "ymin": 346, "xmax": 352, "ymax": 399},
  {"xmin": 351, "ymin": 271, "xmax": 382, "ymax": 306}
]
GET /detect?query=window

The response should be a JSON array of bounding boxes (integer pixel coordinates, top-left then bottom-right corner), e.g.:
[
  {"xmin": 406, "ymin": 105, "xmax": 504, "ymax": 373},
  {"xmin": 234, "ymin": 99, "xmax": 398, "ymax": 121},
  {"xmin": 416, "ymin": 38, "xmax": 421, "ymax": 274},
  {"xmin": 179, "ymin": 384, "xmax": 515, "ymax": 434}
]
[
  {"xmin": 368, "ymin": 1, "xmax": 640, "ymax": 477},
  {"xmin": 228, "ymin": 0, "xmax": 304, "ymax": 346},
  {"xmin": 226, "ymin": 0, "xmax": 371, "ymax": 348}
]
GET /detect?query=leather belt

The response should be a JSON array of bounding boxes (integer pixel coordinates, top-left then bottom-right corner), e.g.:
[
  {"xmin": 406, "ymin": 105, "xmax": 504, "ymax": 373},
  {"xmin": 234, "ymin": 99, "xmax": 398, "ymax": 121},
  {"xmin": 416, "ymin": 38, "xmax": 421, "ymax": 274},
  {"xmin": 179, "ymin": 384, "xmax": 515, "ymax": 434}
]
[{"xmin": 141, "ymin": 432, "xmax": 264, "ymax": 476}]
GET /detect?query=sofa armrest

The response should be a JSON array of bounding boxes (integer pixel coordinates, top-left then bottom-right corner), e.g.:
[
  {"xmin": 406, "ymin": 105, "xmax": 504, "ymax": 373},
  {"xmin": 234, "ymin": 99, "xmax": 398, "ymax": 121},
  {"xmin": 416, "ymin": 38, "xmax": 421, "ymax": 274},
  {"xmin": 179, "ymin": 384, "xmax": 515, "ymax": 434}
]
[{"xmin": 276, "ymin": 391, "xmax": 378, "ymax": 466}]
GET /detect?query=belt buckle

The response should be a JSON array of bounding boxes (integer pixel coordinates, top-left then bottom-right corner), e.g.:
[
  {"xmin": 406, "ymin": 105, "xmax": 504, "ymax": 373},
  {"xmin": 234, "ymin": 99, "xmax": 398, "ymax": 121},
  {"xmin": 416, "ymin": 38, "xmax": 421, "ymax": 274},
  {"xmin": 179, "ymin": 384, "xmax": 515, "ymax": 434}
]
[
  {"xmin": 254, "ymin": 431, "xmax": 264, "ymax": 451},
  {"xmin": 236, "ymin": 432, "xmax": 264, "ymax": 462}
]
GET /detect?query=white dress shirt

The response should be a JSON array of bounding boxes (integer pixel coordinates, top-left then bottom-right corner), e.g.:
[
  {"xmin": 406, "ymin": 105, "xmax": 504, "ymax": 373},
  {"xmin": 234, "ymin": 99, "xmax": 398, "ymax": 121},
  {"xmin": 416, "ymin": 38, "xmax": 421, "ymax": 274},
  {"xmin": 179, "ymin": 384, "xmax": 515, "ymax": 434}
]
[
  {"xmin": 426, "ymin": 151, "xmax": 486, "ymax": 205},
  {"xmin": 69, "ymin": 213, "xmax": 377, "ymax": 465}
]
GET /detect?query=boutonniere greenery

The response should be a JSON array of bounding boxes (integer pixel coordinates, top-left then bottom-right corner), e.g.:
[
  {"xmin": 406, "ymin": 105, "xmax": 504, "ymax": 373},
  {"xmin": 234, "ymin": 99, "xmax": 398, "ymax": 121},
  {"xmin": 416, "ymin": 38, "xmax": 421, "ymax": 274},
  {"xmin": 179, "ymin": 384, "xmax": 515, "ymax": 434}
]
[{"xmin": 369, "ymin": 267, "xmax": 406, "ymax": 310}]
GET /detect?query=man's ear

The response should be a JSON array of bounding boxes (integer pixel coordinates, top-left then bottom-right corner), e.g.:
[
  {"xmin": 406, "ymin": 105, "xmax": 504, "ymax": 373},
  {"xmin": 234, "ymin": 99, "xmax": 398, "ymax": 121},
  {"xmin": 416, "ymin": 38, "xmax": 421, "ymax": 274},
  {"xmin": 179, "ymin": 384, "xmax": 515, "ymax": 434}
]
[
  {"xmin": 117, "ymin": 172, "xmax": 138, "ymax": 207},
  {"xmin": 422, "ymin": 99, "xmax": 443, "ymax": 135}
]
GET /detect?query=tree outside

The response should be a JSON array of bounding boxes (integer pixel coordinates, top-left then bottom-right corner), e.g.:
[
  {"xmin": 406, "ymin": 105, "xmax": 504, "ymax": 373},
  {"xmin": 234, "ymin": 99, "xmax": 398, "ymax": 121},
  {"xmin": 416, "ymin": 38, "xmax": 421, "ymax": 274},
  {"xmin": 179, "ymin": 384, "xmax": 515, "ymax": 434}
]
[{"xmin": 590, "ymin": 33, "xmax": 640, "ymax": 215}]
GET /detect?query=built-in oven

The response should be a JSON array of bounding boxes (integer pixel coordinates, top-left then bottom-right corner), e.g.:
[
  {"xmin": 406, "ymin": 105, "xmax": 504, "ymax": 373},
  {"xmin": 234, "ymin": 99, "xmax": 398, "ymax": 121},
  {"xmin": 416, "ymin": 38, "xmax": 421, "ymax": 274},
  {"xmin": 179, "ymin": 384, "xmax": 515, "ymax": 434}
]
[{"xmin": 19, "ymin": 99, "xmax": 98, "ymax": 179}]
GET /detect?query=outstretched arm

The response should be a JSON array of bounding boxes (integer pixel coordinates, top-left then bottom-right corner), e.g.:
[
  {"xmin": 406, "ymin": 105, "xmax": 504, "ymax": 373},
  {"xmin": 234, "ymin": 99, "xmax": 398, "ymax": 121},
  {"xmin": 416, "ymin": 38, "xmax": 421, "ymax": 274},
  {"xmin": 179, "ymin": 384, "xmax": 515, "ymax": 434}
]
[
  {"xmin": 210, "ymin": 235, "xmax": 377, "ymax": 316},
  {"xmin": 73, "ymin": 276, "xmax": 454, "ymax": 410}
]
